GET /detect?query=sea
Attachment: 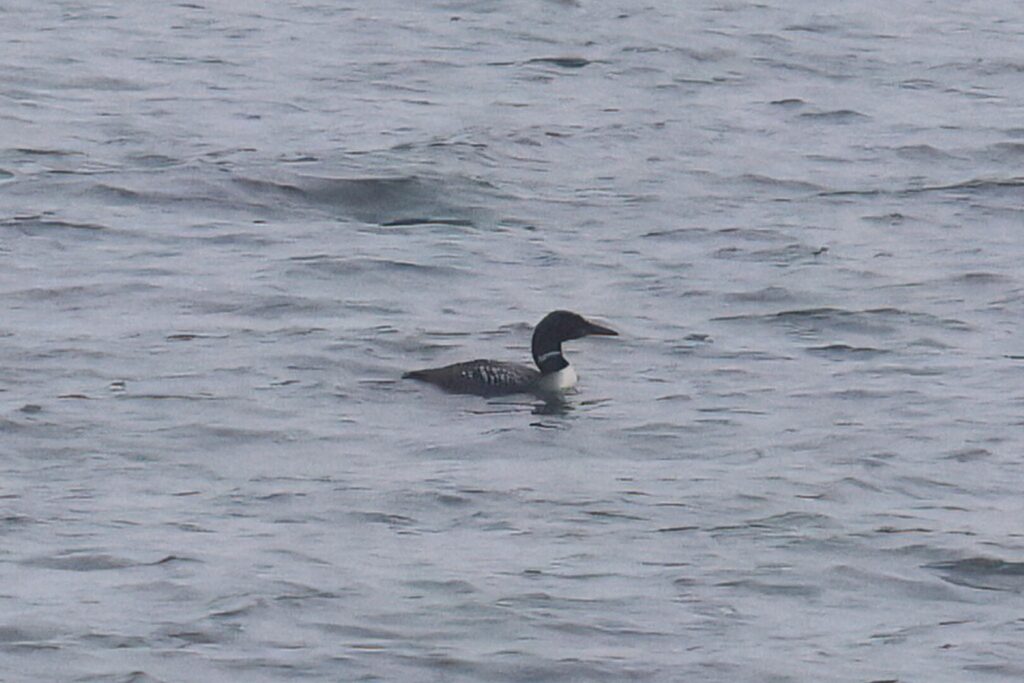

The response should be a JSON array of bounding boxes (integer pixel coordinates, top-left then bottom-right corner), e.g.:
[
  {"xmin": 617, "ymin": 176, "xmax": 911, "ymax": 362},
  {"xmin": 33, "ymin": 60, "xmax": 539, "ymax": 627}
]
[{"xmin": 1, "ymin": 1, "xmax": 1023, "ymax": 681}]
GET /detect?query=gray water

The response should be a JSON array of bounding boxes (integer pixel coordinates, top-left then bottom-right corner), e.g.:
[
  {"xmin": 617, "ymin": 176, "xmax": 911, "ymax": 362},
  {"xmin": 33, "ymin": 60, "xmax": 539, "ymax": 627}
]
[{"xmin": 2, "ymin": 1, "xmax": 1023, "ymax": 681}]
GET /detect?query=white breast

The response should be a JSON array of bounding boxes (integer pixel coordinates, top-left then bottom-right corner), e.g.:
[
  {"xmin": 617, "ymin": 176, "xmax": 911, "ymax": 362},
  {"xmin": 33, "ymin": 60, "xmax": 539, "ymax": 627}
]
[{"xmin": 536, "ymin": 365, "xmax": 577, "ymax": 393}]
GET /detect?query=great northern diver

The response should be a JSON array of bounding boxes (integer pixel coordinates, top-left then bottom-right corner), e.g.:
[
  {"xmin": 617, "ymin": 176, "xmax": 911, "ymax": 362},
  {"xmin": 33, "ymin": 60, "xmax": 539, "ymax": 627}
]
[{"xmin": 403, "ymin": 310, "xmax": 617, "ymax": 397}]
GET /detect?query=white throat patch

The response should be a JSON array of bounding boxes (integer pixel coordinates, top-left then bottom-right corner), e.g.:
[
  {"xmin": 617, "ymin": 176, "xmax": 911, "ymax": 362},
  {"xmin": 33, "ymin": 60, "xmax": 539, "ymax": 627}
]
[{"xmin": 536, "ymin": 365, "xmax": 577, "ymax": 393}]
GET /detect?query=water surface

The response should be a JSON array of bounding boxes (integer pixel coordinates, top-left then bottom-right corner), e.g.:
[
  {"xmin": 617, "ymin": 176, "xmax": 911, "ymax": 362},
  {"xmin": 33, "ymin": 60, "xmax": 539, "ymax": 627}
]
[{"xmin": 2, "ymin": 1, "xmax": 1023, "ymax": 681}]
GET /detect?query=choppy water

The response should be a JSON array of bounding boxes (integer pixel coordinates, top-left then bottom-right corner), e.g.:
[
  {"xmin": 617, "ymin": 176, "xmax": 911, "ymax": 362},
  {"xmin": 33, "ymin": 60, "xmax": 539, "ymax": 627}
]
[{"xmin": 2, "ymin": 1, "xmax": 1024, "ymax": 681}]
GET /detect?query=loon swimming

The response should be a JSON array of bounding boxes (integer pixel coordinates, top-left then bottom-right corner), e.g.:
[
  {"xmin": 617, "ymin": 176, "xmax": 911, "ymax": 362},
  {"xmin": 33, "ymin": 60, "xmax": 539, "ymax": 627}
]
[{"xmin": 403, "ymin": 310, "xmax": 617, "ymax": 397}]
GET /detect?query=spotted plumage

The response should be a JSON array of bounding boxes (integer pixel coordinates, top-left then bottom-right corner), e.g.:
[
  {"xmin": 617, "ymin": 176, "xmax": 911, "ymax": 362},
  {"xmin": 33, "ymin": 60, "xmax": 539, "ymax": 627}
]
[{"xmin": 405, "ymin": 360, "xmax": 539, "ymax": 397}]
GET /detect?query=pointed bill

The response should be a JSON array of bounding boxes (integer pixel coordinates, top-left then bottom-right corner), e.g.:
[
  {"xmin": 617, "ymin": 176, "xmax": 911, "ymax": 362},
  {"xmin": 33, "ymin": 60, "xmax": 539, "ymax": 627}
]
[{"xmin": 582, "ymin": 318, "xmax": 618, "ymax": 336}]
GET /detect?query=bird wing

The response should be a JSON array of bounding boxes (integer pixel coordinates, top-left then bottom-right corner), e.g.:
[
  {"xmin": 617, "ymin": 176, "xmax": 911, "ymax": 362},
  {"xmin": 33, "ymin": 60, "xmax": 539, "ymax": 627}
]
[{"xmin": 404, "ymin": 360, "xmax": 540, "ymax": 396}]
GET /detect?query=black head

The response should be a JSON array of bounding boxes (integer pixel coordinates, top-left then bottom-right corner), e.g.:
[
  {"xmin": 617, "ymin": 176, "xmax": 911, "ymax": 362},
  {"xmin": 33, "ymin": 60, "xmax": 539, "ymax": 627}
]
[{"xmin": 531, "ymin": 310, "xmax": 617, "ymax": 365}]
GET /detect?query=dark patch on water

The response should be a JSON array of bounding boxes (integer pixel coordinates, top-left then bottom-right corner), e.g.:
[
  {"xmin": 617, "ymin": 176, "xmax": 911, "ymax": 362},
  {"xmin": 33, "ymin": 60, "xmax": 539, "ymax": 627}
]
[
  {"xmin": 926, "ymin": 557, "xmax": 1024, "ymax": 592},
  {"xmin": 805, "ymin": 343, "xmax": 889, "ymax": 359},
  {"xmin": 525, "ymin": 56, "xmax": 592, "ymax": 69},
  {"xmin": 798, "ymin": 109, "xmax": 870, "ymax": 123}
]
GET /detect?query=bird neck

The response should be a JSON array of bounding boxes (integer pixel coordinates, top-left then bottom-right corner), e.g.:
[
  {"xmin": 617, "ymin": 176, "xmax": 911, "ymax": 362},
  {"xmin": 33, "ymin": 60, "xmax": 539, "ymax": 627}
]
[{"xmin": 533, "ymin": 344, "xmax": 569, "ymax": 374}]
